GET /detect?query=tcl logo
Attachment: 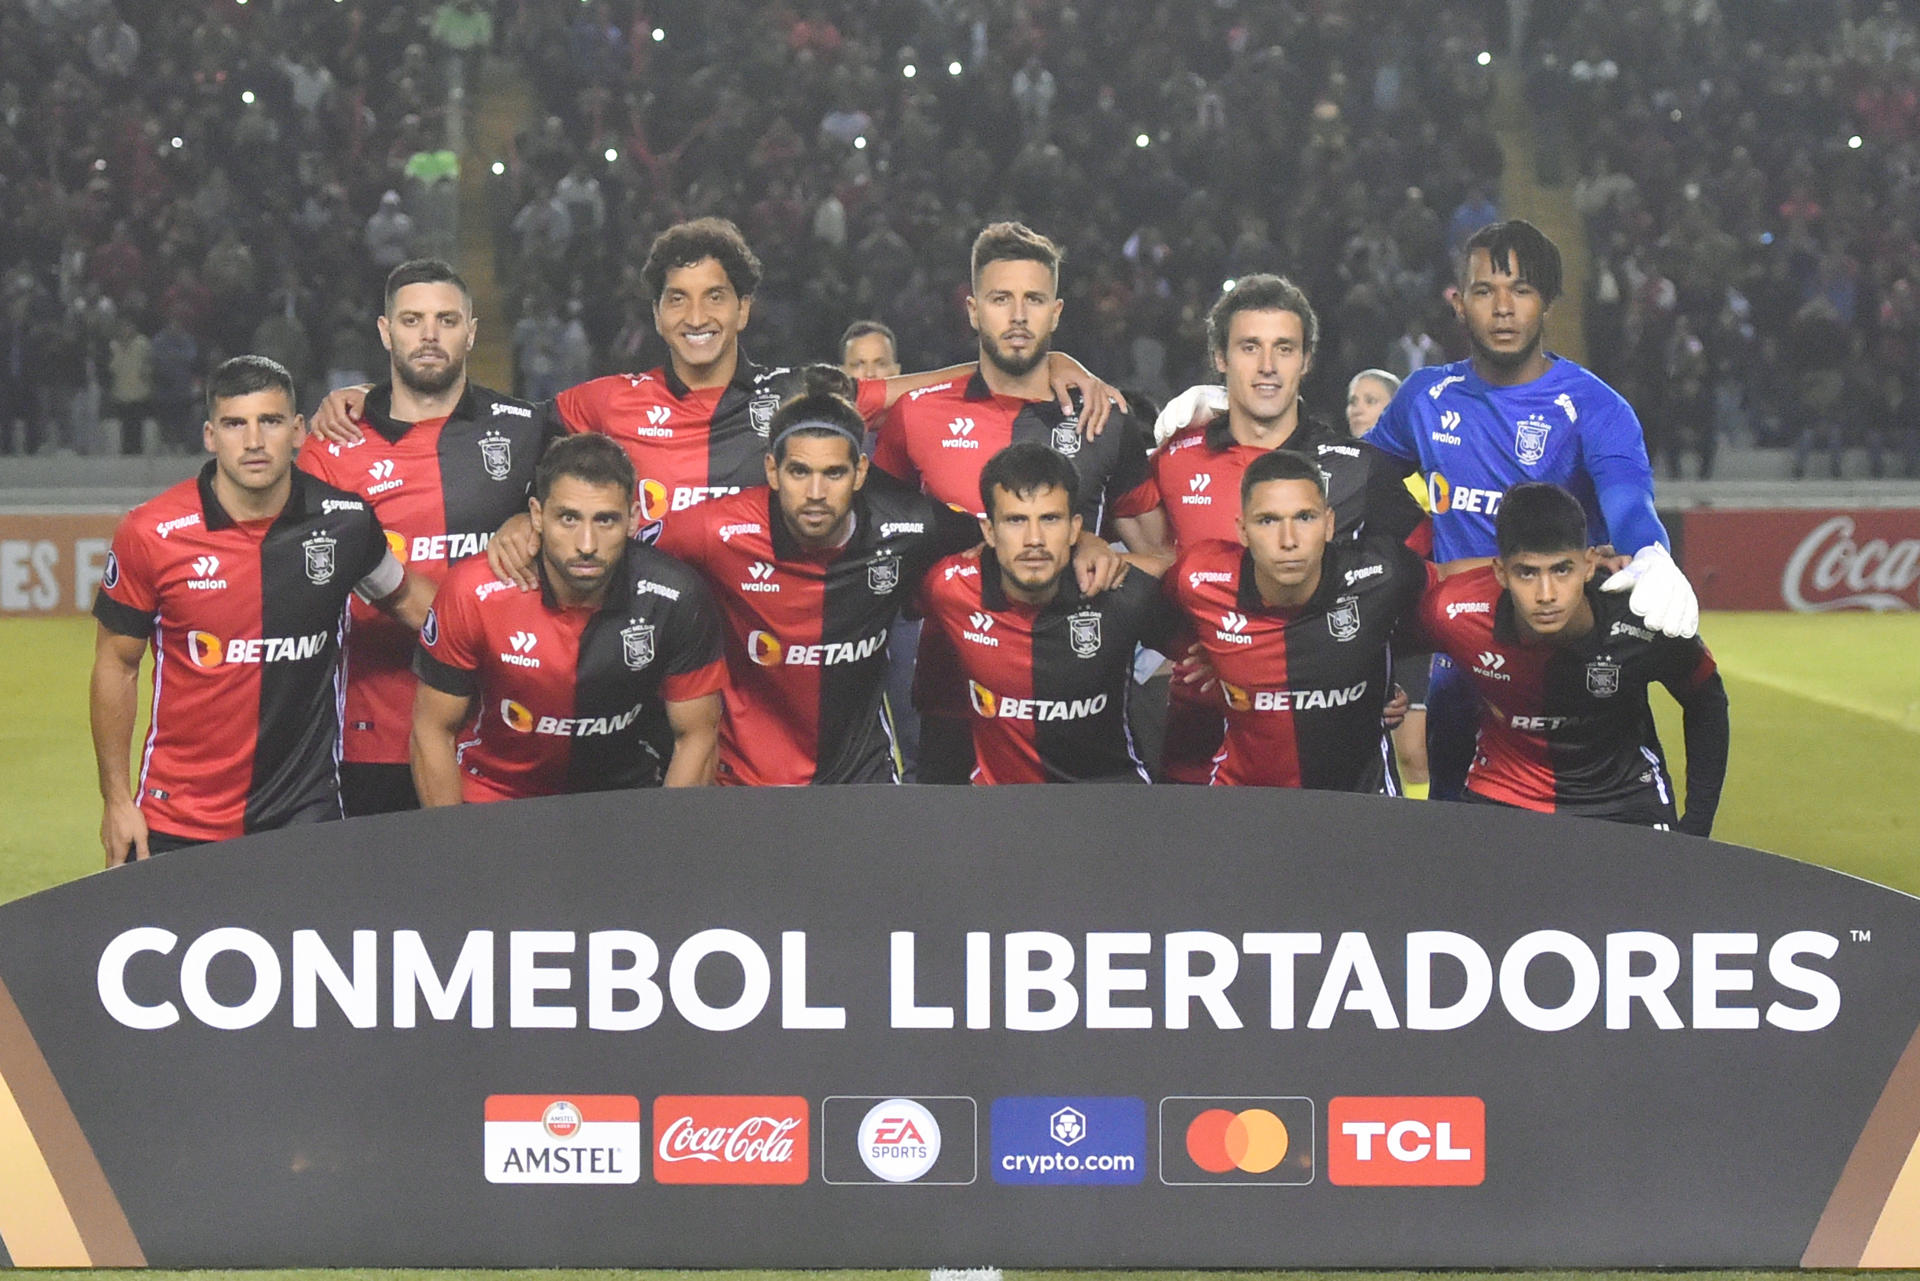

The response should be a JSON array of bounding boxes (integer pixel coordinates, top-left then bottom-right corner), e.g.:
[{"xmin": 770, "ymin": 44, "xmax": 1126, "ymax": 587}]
[
  {"xmin": 1328, "ymin": 1096, "xmax": 1484, "ymax": 1186},
  {"xmin": 652, "ymin": 1096, "xmax": 808, "ymax": 1185}
]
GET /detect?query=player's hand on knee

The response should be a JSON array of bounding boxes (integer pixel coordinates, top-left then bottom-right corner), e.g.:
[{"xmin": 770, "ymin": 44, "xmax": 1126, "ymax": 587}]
[
  {"xmin": 486, "ymin": 513, "xmax": 539, "ymax": 590},
  {"xmin": 308, "ymin": 384, "xmax": 373, "ymax": 446},
  {"xmin": 1153, "ymin": 384, "xmax": 1228, "ymax": 445},
  {"xmin": 102, "ymin": 799, "xmax": 150, "ymax": 867},
  {"xmin": 1601, "ymin": 543, "xmax": 1700, "ymax": 637}
]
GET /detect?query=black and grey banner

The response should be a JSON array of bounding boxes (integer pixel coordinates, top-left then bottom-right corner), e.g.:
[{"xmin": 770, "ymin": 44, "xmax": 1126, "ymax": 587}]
[{"xmin": 1, "ymin": 787, "xmax": 1918, "ymax": 1267}]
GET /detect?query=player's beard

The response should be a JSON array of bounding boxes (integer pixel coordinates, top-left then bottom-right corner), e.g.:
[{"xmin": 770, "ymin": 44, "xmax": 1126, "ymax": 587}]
[
  {"xmin": 395, "ymin": 346, "xmax": 466, "ymax": 395},
  {"xmin": 1467, "ymin": 323, "xmax": 1543, "ymax": 375},
  {"xmin": 980, "ymin": 330, "xmax": 1052, "ymax": 379}
]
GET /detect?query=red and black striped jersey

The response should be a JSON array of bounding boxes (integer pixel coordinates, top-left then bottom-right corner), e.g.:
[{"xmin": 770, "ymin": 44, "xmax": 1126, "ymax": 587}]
[
  {"xmin": 920, "ymin": 549, "xmax": 1178, "ymax": 784},
  {"xmin": 873, "ymin": 372, "xmax": 1155, "ymax": 719},
  {"xmin": 1415, "ymin": 568, "xmax": 1729, "ymax": 832},
  {"xmin": 653, "ymin": 475, "xmax": 980, "ymax": 785},
  {"xmin": 413, "ymin": 540, "xmax": 725, "ymax": 802},
  {"xmin": 1166, "ymin": 536, "xmax": 1425, "ymax": 790},
  {"xmin": 553, "ymin": 355, "xmax": 888, "ymax": 528},
  {"xmin": 296, "ymin": 381, "xmax": 552, "ymax": 766},
  {"xmin": 93, "ymin": 464, "xmax": 396, "ymax": 840}
]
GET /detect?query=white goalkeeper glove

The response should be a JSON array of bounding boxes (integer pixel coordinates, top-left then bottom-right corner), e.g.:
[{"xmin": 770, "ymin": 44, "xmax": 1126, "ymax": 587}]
[
  {"xmin": 1600, "ymin": 543, "xmax": 1699, "ymax": 638},
  {"xmin": 1153, "ymin": 383, "xmax": 1229, "ymax": 445}
]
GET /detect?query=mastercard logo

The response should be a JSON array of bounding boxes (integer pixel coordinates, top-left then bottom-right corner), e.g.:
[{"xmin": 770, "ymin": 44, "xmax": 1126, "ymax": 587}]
[
  {"xmin": 500, "ymin": 699, "xmax": 535, "ymax": 732},
  {"xmin": 1219, "ymin": 680, "xmax": 1251, "ymax": 712},
  {"xmin": 747, "ymin": 630, "xmax": 783, "ymax": 666},
  {"xmin": 1158, "ymin": 1096, "xmax": 1314, "ymax": 1185},
  {"xmin": 967, "ymin": 680, "xmax": 999, "ymax": 717},
  {"xmin": 187, "ymin": 630, "xmax": 224, "ymax": 668},
  {"xmin": 1186, "ymin": 1108, "xmax": 1288, "ymax": 1173},
  {"xmin": 639, "ymin": 478, "xmax": 671, "ymax": 522},
  {"xmin": 386, "ymin": 530, "xmax": 409, "ymax": 562}
]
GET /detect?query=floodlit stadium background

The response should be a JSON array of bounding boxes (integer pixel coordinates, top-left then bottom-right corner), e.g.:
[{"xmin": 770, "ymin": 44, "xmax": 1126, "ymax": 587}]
[{"xmin": 3, "ymin": 0, "xmax": 1920, "ymax": 1276}]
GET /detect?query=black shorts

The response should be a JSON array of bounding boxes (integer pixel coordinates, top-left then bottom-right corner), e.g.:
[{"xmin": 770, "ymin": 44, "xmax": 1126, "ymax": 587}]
[
  {"xmin": 1462, "ymin": 786, "xmax": 1678, "ymax": 831},
  {"xmin": 341, "ymin": 762, "xmax": 421, "ymax": 816},
  {"xmin": 1392, "ymin": 650, "xmax": 1431, "ymax": 708}
]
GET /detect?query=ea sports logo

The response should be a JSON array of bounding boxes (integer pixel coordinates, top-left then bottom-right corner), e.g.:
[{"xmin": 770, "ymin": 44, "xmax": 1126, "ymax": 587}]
[
  {"xmin": 501, "ymin": 699, "xmax": 535, "ymax": 732},
  {"xmin": 542, "ymin": 1099, "xmax": 583, "ymax": 1139},
  {"xmin": 857, "ymin": 1098, "xmax": 941, "ymax": 1183},
  {"xmin": 188, "ymin": 630, "xmax": 224, "ymax": 668},
  {"xmin": 1186, "ymin": 1107, "xmax": 1289, "ymax": 1174},
  {"xmin": 747, "ymin": 630, "xmax": 784, "ymax": 666},
  {"xmin": 639, "ymin": 478, "xmax": 671, "ymax": 522}
]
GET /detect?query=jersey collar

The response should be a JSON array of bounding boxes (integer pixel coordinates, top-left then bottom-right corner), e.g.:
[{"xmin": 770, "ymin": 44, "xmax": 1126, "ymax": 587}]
[
  {"xmin": 535, "ymin": 538, "xmax": 638, "ymax": 613},
  {"xmin": 977, "ymin": 547, "xmax": 1085, "ymax": 613},
  {"xmin": 764, "ymin": 485, "xmax": 875, "ymax": 562},
  {"xmin": 1206, "ymin": 405, "xmax": 1334, "ymax": 453},
  {"xmin": 196, "ymin": 459, "xmax": 321, "ymax": 532},
  {"xmin": 362, "ymin": 381, "xmax": 480, "ymax": 442},
  {"xmin": 660, "ymin": 348, "xmax": 761, "ymax": 400},
  {"xmin": 1234, "ymin": 543, "xmax": 1343, "ymax": 614}
]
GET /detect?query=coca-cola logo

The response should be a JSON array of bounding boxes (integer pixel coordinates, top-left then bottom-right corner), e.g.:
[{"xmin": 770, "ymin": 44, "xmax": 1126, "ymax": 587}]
[
  {"xmin": 651, "ymin": 1095, "xmax": 810, "ymax": 1184},
  {"xmin": 1781, "ymin": 515, "xmax": 1920, "ymax": 612}
]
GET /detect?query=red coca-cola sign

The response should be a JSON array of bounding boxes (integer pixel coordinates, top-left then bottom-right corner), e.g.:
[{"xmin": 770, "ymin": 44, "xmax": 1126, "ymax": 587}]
[
  {"xmin": 1682, "ymin": 508, "xmax": 1920, "ymax": 611},
  {"xmin": 652, "ymin": 1095, "xmax": 809, "ymax": 1184}
]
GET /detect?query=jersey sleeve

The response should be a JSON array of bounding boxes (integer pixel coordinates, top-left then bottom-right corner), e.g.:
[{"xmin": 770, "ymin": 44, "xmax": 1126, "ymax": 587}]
[
  {"xmin": 870, "ymin": 401, "xmax": 919, "ymax": 485},
  {"xmin": 658, "ymin": 574, "xmax": 727, "ymax": 702},
  {"xmin": 91, "ymin": 514, "xmax": 159, "ymax": 638},
  {"xmin": 534, "ymin": 398, "xmax": 571, "ymax": 445},
  {"xmin": 1582, "ymin": 397, "xmax": 1669, "ymax": 553},
  {"xmin": 1362, "ymin": 444, "xmax": 1427, "ymax": 543},
  {"xmin": 295, "ymin": 436, "xmax": 340, "ymax": 484},
  {"xmin": 412, "ymin": 572, "xmax": 484, "ymax": 697},
  {"xmin": 1103, "ymin": 412, "xmax": 1155, "ymax": 512},
  {"xmin": 1655, "ymin": 635, "xmax": 1729, "ymax": 837},
  {"xmin": 853, "ymin": 376, "xmax": 889, "ymax": 425},
  {"xmin": 1128, "ymin": 572, "xmax": 1183, "ymax": 654},
  {"xmin": 549, "ymin": 381, "xmax": 602, "ymax": 435},
  {"xmin": 1114, "ymin": 471, "xmax": 1161, "ymax": 520},
  {"xmin": 649, "ymin": 498, "xmax": 711, "ymax": 567},
  {"xmin": 929, "ymin": 496, "xmax": 985, "ymax": 559},
  {"xmin": 1364, "ymin": 386, "xmax": 1420, "ymax": 464}
]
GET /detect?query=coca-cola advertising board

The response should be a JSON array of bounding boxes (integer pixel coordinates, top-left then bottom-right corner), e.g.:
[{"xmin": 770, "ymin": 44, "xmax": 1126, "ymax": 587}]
[{"xmin": 1682, "ymin": 508, "xmax": 1920, "ymax": 611}]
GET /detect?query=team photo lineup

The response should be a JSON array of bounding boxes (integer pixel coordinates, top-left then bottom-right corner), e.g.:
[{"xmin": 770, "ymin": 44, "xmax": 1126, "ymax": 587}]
[{"xmin": 88, "ymin": 206, "xmax": 1727, "ymax": 861}]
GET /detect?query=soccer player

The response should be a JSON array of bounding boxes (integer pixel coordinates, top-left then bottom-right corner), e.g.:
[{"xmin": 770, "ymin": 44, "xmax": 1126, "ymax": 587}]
[
  {"xmin": 296, "ymin": 259, "xmax": 552, "ymax": 816},
  {"xmin": 91, "ymin": 356, "xmax": 429, "ymax": 862},
  {"xmin": 1360, "ymin": 220, "xmax": 1700, "ymax": 798},
  {"xmin": 1416, "ymin": 482, "xmax": 1727, "ymax": 834},
  {"xmin": 410, "ymin": 434, "xmax": 725, "ymax": 802},
  {"xmin": 840, "ymin": 319, "xmax": 901, "ymax": 381},
  {"xmin": 920, "ymin": 443, "xmax": 1179, "ymax": 784},
  {"xmin": 649, "ymin": 379, "xmax": 986, "ymax": 785},
  {"xmin": 1124, "ymin": 276, "xmax": 1424, "ymax": 783},
  {"xmin": 872, "ymin": 221, "xmax": 1171, "ymax": 782},
  {"xmin": 1166, "ymin": 449, "xmax": 1429, "ymax": 791}
]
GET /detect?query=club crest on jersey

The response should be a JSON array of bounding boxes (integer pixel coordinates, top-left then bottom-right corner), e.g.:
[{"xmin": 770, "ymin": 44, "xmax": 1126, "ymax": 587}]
[
  {"xmin": 303, "ymin": 534, "xmax": 337, "ymax": 585},
  {"xmin": 622, "ymin": 621, "xmax": 656, "ymax": 670},
  {"xmin": 868, "ymin": 551, "xmax": 901, "ymax": 595},
  {"xmin": 1050, "ymin": 419, "xmax": 1082, "ymax": 456},
  {"xmin": 1067, "ymin": 610, "xmax": 1102, "ymax": 658},
  {"xmin": 102, "ymin": 551, "xmax": 120, "ymax": 589},
  {"xmin": 1586, "ymin": 660, "xmax": 1621, "ymax": 697},
  {"xmin": 1327, "ymin": 594, "xmax": 1361, "ymax": 642},
  {"xmin": 1515, "ymin": 416, "xmax": 1552, "ymax": 465},
  {"xmin": 748, "ymin": 391, "xmax": 781, "ymax": 438},
  {"xmin": 479, "ymin": 431, "xmax": 513, "ymax": 481}
]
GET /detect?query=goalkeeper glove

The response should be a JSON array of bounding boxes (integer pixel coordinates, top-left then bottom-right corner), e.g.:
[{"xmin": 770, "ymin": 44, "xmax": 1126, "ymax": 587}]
[
  {"xmin": 1153, "ymin": 384, "xmax": 1229, "ymax": 446},
  {"xmin": 1601, "ymin": 543, "xmax": 1699, "ymax": 638}
]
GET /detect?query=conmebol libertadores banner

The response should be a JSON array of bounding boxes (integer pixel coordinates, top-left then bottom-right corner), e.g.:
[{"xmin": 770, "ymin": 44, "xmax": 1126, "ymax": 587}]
[{"xmin": 0, "ymin": 787, "xmax": 1917, "ymax": 1267}]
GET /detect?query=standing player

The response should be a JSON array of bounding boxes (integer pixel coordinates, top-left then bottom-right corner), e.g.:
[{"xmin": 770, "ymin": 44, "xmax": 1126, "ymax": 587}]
[
  {"xmin": 410, "ymin": 435, "xmax": 725, "ymax": 802},
  {"xmin": 650, "ymin": 381, "xmax": 984, "ymax": 785},
  {"xmin": 296, "ymin": 259, "xmax": 552, "ymax": 815},
  {"xmin": 872, "ymin": 221, "xmax": 1172, "ymax": 782},
  {"xmin": 1416, "ymin": 483, "xmax": 1727, "ymax": 834},
  {"xmin": 920, "ymin": 443, "xmax": 1179, "ymax": 784},
  {"xmin": 1166, "ymin": 450, "xmax": 1429, "ymax": 791},
  {"xmin": 841, "ymin": 320, "xmax": 902, "ymax": 381},
  {"xmin": 1124, "ymin": 276, "xmax": 1424, "ymax": 782},
  {"xmin": 1361, "ymin": 220, "xmax": 1700, "ymax": 797},
  {"xmin": 91, "ymin": 356, "xmax": 430, "ymax": 862}
]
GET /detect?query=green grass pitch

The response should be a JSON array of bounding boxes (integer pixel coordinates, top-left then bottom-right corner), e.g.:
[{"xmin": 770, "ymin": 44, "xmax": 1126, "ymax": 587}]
[{"xmin": 4, "ymin": 611, "xmax": 1918, "ymax": 1281}]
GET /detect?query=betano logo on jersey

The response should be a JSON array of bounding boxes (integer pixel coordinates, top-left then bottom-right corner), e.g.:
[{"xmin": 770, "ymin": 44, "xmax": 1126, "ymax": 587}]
[
  {"xmin": 1218, "ymin": 680, "xmax": 1368, "ymax": 712},
  {"xmin": 969, "ymin": 680, "xmax": 1108, "ymax": 722},
  {"xmin": 1427, "ymin": 472, "xmax": 1504, "ymax": 516},
  {"xmin": 186, "ymin": 630, "xmax": 330, "ymax": 668},
  {"xmin": 500, "ymin": 697, "xmax": 646, "ymax": 737},
  {"xmin": 747, "ymin": 629, "xmax": 887, "ymax": 667},
  {"xmin": 404, "ymin": 532, "xmax": 490, "ymax": 563},
  {"xmin": 639, "ymin": 479, "xmax": 742, "ymax": 521}
]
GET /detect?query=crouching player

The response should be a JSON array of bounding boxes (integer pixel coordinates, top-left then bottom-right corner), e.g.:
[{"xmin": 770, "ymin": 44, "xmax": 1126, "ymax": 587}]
[
  {"xmin": 1418, "ymin": 482, "xmax": 1728, "ymax": 834},
  {"xmin": 411, "ymin": 434, "xmax": 725, "ymax": 801}
]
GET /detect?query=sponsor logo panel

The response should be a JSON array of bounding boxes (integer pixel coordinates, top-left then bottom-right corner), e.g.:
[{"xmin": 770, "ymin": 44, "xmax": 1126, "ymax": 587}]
[
  {"xmin": 652, "ymin": 1095, "xmax": 809, "ymax": 1185},
  {"xmin": 821, "ymin": 1095, "xmax": 977, "ymax": 1185},
  {"xmin": 1328, "ymin": 1096, "xmax": 1484, "ymax": 1187},
  {"xmin": 1159, "ymin": 1096, "xmax": 1314, "ymax": 1186},
  {"xmin": 991, "ymin": 1096, "xmax": 1146, "ymax": 1185},
  {"xmin": 484, "ymin": 1094, "xmax": 642, "ymax": 1184}
]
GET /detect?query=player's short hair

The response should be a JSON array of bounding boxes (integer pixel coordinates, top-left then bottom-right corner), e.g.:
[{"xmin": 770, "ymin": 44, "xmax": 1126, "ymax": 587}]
[
  {"xmin": 979, "ymin": 441, "xmax": 1080, "ymax": 518},
  {"xmin": 840, "ymin": 319, "xmax": 897, "ymax": 360},
  {"xmin": 1495, "ymin": 483, "xmax": 1588, "ymax": 558},
  {"xmin": 1459, "ymin": 220, "xmax": 1563, "ymax": 307},
  {"xmin": 1206, "ymin": 274, "xmax": 1320, "ymax": 361},
  {"xmin": 206, "ymin": 354, "xmax": 296, "ymax": 416},
  {"xmin": 535, "ymin": 433, "xmax": 636, "ymax": 504},
  {"xmin": 1239, "ymin": 448, "xmax": 1328, "ymax": 509},
  {"xmin": 769, "ymin": 366, "xmax": 866, "ymax": 463},
  {"xmin": 1348, "ymin": 367, "xmax": 1401, "ymax": 396},
  {"xmin": 971, "ymin": 221, "xmax": 1062, "ymax": 291},
  {"xmin": 384, "ymin": 258, "xmax": 472, "ymax": 314},
  {"xmin": 643, "ymin": 217, "xmax": 762, "ymax": 302}
]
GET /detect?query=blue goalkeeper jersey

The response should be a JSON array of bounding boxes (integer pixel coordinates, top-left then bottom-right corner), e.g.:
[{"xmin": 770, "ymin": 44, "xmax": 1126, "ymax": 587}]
[{"xmin": 1366, "ymin": 355, "xmax": 1667, "ymax": 562}]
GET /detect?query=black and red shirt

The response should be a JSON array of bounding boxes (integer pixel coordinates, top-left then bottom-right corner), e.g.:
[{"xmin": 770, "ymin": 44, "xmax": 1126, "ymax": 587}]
[
  {"xmin": 93, "ymin": 464, "xmax": 396, "ymax": 840},
  {"xmin": 873, "ymin": 372, "xmax": 1156, "ymax": 719},
  {"xmin": 1141, "ymin": 413, "xmax": 1429, "ymax": 783},
  {"xmin": 1166, "ymin": 536, "xmax": 1424, "ymax": 790},
  {"xmin": 553, "ymin": 354, "xmax": 887, "ymax": 527},
  {"xmin": 414, "ymin": 540, "xmax": 725, "ymax": 801},
  {"xmin": 920, "ymin": 550, "xmax": 1178, "ymax": 783},
  {"xmin": 297, "ymin": 381, "xmax": 552, "ymax": 765},
  {"xmin": 1416, "ymin": 568, "xmax": 1729, "ymax": 833},
  {"xmin": 653, "ymin": 475, "xmax": 980, "ymax": 785}
]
